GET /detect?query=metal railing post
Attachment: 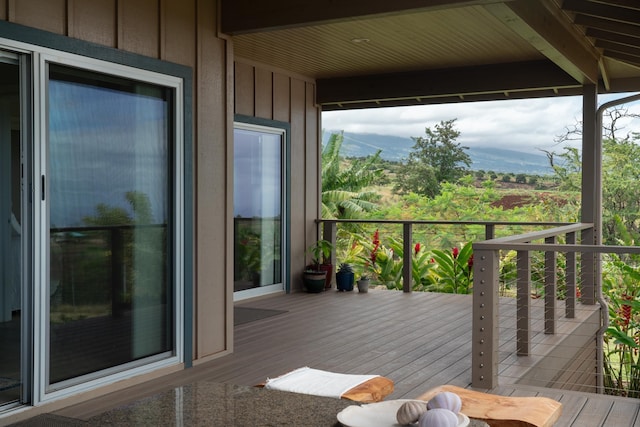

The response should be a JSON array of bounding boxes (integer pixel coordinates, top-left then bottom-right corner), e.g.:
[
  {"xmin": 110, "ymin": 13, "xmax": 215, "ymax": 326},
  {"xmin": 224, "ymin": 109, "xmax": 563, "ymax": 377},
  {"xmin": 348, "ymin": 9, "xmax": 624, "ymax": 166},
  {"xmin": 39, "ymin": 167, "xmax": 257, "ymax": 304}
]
[
  {"xmin": 403, "ymin": 223, "xmax": 412, "ymax": 293},
  {"xmin": 472, "ymin": 248, "xmax": 499, "ymax": 389}
]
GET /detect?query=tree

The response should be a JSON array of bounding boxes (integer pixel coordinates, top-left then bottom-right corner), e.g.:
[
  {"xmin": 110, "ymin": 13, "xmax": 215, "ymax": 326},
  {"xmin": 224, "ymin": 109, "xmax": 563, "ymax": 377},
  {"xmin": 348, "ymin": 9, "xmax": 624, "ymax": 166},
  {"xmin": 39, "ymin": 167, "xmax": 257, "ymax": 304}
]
[
  {"xmin": 321, "ymin": 131, "xmax": 384, "ymax": 219},
  {"xmin": 394, "ymin": 119, "xmax": 471, "ymax": 198},
  {"xmin": 549, "ymin": 107, "xmax": 640, "ymax": 244}
]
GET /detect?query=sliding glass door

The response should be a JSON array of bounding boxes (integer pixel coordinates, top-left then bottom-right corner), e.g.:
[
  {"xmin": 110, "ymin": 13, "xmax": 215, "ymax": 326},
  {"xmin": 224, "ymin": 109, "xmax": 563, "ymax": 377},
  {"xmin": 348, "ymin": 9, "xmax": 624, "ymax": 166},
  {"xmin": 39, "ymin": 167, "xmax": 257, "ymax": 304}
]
[
  {"xmin": 0, "ymin": 30, "xmax": 187, "ymax": 410},
  {"xmin": 233, "ymin": 122, "xmax": 286, "ymax": 300},
  {"xmin": 46, "ymin": 64, "xmax": 175, "ymax": 389},
  {"xmin": 0, "ymin": 52, "xmax": 23, "ymax": 407}
]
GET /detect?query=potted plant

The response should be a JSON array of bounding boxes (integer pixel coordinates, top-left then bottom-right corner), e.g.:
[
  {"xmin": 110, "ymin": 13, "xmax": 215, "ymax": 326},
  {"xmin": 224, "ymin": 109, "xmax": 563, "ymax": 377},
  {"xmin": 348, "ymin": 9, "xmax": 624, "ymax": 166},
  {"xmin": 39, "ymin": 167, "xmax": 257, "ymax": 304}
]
[
  {"xmin": 357, "ymin": 275, "xmax": 370, "ymax": 293},
  {"xmin": 303, "ymin": 239, "xmax": 334, "ymax": 292},
  {"xmin": 336, "ymin": 263, "xmax": 355, "ymax": 291}
]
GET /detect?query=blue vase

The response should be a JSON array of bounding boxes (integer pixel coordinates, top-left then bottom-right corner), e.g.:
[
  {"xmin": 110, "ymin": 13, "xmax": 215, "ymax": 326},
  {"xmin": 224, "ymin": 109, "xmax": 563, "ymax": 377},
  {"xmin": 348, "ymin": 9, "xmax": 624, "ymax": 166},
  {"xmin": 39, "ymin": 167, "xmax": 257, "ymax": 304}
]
[{"xmin": 336, "ymin": 271, "xmax": 355, "ymax": 291}]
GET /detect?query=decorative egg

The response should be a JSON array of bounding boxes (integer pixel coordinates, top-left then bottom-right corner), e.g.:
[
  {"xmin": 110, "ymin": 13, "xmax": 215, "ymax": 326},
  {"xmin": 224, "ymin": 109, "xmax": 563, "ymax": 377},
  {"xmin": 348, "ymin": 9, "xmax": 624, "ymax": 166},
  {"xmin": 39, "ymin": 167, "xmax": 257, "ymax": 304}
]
[
  {"xmin": 427, "ymin": 391, "xmax": 462, "ymax": 414},
  {"xmin": 418, "ymin": 408, "xmax": 459, "ymax": 427},
  {"xmin": 396, "ymin": 400, "xmax": 428, "ymax": 425}
]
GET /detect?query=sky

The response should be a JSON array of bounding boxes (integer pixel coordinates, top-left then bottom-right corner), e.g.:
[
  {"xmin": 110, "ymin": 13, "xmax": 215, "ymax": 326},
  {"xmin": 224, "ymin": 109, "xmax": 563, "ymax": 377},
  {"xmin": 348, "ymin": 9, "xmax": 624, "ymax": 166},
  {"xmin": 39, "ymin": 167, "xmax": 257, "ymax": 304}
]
[{"xmin": 322, "ymin": 93, "xmax": 640, "ymax": 154}]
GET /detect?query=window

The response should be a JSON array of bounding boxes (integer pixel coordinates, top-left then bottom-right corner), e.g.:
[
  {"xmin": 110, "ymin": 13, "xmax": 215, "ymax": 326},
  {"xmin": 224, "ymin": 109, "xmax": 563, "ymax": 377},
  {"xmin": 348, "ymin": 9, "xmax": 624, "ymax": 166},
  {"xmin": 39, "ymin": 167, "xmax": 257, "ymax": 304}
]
[{"xmin": 233, "ymin": 120, "xmax": 289, "ymax": 300}]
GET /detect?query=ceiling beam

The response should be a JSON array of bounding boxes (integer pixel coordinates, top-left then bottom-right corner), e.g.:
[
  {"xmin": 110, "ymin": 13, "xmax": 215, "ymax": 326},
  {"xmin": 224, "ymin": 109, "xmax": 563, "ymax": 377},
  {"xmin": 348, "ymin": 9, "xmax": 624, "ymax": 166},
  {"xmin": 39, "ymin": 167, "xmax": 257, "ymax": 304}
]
[
  {"xmin": 591, "ymin": 0, "xmax": 640, "ymax": 12},
  {"xmin": 562, "ymin": 0, "xmax": 640, "ymax": 26},
  {"xmin": 317, "ymin": 60, "xmax": 579, "ymax": 105},
  {"xmin": 484, "ymin": 0, "xmax": 600, "ymax": 85},
  {"xmin": 597, "ymin": 40, "xmax": 640, "ymax": 59},
  {"xmin": 575, "ymin": 14, "xmax": 640, "ymax": 38},
  {"xmin": 220, "ymin": 0, "xmax": 511, "ymax": 35},
  {"xmin": 586, "ymin": 28, "xmax": 640, "ymax": 47}
]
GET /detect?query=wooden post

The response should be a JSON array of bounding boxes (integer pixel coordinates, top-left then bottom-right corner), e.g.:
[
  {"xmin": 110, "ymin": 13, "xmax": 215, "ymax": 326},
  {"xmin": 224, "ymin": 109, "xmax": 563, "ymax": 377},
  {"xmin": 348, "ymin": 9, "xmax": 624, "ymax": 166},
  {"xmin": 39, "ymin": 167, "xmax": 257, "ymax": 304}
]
[
  {"xmin": 472, "ymin": 248, "xmax": 499, "ymax": 389},
  {"xmin": 565, "ymin": 232, "xmax": 576, "ymax": 318},
  {"xmin": 517, "ymin": 249, "xmax": 530, "ymax": 356},
  {"xmin": 544, "ymin": 236, "xmax": 557, "ymax": 335},
  {"xmin": 403, "ymin": 223, "xmax": 412, "ymax": 293},
  {"xmin": 581, "ymin": 84, "xmax": 598, "ymax": 305},
  {"xmin": 323, "ymin": 221, "xmax": 337, "ymax": 287},
  {"xmin": 485, "ymin": 224, "xmax": 495, "ymax": 241}
]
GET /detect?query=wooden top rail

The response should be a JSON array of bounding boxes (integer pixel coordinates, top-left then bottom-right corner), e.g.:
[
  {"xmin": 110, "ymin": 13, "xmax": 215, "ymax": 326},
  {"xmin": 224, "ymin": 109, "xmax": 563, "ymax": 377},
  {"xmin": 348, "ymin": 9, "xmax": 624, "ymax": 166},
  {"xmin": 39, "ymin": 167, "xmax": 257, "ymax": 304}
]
[
  {"xmin": 475, "ymin": 242, "xmax": 640, "ymax": 254},
  {"xmin": 318, "ymin": 219, "xmax": 570, "ymax": 227},
  {"xmin": 474, "ymin": 223, "xmax": 593, "ymax": 246}
]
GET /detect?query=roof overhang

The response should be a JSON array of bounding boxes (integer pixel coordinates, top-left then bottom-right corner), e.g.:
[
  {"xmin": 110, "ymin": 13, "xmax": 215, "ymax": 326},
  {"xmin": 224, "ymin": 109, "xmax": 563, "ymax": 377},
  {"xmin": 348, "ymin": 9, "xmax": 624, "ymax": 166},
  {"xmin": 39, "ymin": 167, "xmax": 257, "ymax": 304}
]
[{"xmin": 222, "ymin": 0, "xmax": 640, "ymax": 109}]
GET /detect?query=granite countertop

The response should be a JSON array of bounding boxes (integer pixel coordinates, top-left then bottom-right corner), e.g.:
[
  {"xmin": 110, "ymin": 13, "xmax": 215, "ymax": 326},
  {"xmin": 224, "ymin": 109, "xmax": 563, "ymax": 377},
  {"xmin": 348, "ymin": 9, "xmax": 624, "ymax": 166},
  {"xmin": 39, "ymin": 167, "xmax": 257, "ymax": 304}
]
[
  {"xmin": 87, "ymin": 381, "xmax": 353, "ymax": 426},
  {"xmin": 12, "ymin": 381, "xmax": 490, "ymax": 426}
]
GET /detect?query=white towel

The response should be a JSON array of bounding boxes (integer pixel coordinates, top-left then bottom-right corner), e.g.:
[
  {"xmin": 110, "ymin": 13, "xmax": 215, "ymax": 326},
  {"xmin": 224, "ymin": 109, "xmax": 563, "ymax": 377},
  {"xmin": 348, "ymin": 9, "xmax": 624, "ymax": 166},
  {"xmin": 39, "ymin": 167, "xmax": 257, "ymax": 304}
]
[{"xmin": 264, "ymin": 367, "xmax": 379, "ymax": 398}]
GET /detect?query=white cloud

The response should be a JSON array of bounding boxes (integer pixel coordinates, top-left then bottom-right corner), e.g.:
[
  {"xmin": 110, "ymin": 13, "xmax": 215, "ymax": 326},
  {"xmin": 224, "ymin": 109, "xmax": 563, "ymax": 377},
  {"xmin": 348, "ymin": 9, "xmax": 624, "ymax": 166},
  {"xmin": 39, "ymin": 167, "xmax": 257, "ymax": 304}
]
[{"xmin": 322, "ymin": 94, "xmax": 640, "ymax": 154}]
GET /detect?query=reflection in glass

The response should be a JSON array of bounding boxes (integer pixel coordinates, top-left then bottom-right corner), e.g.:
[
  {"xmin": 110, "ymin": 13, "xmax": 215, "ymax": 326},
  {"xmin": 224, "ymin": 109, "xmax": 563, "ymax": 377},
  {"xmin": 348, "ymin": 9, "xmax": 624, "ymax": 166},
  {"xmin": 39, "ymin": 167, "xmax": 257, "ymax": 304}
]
[
  {"xmin": 0, "ymin": 58, "xmax": 22, "ymax": 406},
  {"xmin": 48, "ymin": 65, "xmax": 173, "ymax": 387},
  {"xmin": 233, "ymin": 127, "xmax": 282, "ymax": 293}
]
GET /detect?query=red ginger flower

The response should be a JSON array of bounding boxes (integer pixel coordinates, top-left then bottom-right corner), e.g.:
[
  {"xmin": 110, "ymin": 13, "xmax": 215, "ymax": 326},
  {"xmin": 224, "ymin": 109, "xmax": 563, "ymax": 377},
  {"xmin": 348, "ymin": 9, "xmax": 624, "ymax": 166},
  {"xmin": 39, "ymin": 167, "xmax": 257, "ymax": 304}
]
[
  {"xmin": 468, "ymin": 254, "xmax": 474, "ymax": 268},
  {"xmin": 370, "ymin": 229, "xmax": 380, "ymax": 265},
  {"xmin": 621, "ymin": 294, "xmax": 634, "ymax": 327},
  {"xmin": 452, "ymin": 247, "xmax": 459, "ymax": 259},
  {"xmin": 414, "ymin": 242, "xmax": 421, "ymax": 257}
]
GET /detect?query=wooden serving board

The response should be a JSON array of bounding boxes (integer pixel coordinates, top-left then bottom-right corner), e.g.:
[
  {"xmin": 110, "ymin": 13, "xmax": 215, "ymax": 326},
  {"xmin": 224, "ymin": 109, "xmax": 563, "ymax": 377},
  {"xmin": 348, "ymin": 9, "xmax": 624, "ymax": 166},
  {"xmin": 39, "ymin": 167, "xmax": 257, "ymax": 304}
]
[{"xmin": 417, "ymin": 385, "xmax": 562, "ymax": 427}]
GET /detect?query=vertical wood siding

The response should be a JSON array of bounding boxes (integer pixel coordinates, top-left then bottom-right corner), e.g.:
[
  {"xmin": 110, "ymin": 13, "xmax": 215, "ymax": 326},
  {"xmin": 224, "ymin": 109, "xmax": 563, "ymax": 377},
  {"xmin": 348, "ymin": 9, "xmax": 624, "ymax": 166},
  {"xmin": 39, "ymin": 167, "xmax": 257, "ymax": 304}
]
[
  {"xmin": 68, "ymin": 0, "xmax": 117, "ymax": 48},
  {"xmin": 1, "ymin": 0, "xmax": 231, "ymax": 361},
  {"xmin": 234, "ymin": 60, "xmax": 321, "ymax": 291},
  {"xmin": 10, "ymin": 0, "xmax": 67, "ymax": 35},
  {"xmin": 118, "ymin": 0, "xmax": 160, "ymax": 57}
]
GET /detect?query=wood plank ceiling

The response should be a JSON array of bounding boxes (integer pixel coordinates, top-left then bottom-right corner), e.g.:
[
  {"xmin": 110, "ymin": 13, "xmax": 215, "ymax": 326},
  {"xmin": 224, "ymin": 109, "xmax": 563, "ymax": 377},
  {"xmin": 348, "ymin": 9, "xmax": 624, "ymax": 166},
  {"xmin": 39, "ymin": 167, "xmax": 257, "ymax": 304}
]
[{"xmin": 221, "ymin": 0, "xmax": 640, "ymax": 110}]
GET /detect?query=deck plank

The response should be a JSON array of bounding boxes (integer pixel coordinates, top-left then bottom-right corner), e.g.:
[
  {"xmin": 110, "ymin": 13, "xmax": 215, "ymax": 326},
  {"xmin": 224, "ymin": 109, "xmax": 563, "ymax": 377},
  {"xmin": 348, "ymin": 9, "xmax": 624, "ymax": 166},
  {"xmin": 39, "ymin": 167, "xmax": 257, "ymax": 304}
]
[{"xmin": 53, "ymin": 290, "xmax": 640, "ymax": 426}]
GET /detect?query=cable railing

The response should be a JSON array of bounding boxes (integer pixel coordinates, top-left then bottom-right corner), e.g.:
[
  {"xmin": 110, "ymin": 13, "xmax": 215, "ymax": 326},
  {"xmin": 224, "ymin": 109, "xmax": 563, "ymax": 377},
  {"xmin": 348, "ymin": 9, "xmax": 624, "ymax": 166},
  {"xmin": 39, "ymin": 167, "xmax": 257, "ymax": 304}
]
[
  {"xmin": 317, "ymin": 219, "xmax": 640, "ymax": 396},
  {"xmin": 472, "ymin": 222, "xmax": 640, "ymax": 395},
  {"xmin": 318, "ymin": 219, "xmax": 571, "ymax": 292}
]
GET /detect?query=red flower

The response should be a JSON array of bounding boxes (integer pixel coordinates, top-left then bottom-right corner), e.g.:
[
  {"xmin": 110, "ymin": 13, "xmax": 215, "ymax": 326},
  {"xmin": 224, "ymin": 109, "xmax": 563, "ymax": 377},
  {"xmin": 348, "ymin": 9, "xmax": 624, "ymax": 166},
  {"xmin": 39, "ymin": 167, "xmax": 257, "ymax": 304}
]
[
  {"xmin": 452, "ymin": 247, "xmax": 459, "ymax": 259},
  {"xmin": 430, "ymin": 258, "xmax": 435, "ymax": 263},
  {"xmin": 414, "ymin": 242, "xmax": 421, "ymax": 257},
  {"xmin": 370, "ymin": 250, "xmax": 377, "ymax": 265},
  {"xmin": 467, "ymin": 254, "xmax": 474, "ymax": 268},
  {"xmin": 370, "ymin": 229, "xmax": 380, "ymax": 266},
  {"xmin": 621, "ymin": 294, "xmax": 634, "ymax": 327}
]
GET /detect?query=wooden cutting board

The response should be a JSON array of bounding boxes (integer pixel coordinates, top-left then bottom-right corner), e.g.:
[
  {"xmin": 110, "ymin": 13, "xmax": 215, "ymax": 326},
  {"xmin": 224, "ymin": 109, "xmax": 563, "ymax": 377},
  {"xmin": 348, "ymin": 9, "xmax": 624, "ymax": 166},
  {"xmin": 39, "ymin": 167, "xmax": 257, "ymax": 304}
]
[{"xmin": 416, "ymin": 385, "xmax": 562, "ymax": 427}]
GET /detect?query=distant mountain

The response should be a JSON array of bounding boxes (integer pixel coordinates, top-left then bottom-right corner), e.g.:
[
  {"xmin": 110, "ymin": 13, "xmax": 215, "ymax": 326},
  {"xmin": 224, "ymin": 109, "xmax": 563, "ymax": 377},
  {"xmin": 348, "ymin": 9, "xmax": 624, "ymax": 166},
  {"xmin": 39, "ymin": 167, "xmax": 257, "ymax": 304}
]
[{"xmin": 323, "ymin": 131, "xmax": 553, "ymax": 175}]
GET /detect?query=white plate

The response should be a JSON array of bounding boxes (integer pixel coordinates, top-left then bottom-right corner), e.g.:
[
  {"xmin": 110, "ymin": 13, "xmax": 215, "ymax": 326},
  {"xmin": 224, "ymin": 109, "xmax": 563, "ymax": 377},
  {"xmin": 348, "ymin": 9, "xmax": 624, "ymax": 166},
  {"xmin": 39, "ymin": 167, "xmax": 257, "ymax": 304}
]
[{"xmin": 337, "ymin": 399, "xmax": 470, "ymax": 427}]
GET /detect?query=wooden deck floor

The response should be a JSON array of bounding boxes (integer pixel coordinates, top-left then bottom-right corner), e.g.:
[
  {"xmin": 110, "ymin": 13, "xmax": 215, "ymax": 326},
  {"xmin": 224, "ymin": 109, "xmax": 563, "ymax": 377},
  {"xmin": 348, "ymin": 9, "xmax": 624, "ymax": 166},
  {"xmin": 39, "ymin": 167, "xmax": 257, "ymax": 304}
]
[{"xmin": 56, "ymin": 289, "xmax": 640, "ymax": 426}]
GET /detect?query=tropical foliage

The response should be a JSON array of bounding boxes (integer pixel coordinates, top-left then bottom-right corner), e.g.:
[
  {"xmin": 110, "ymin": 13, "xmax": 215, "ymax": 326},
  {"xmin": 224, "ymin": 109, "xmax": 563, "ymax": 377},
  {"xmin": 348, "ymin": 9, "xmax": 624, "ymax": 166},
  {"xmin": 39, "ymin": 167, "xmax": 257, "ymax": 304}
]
[{"xmin": 321, "ymin": 131, "xmax": 384, "ymax": 219}]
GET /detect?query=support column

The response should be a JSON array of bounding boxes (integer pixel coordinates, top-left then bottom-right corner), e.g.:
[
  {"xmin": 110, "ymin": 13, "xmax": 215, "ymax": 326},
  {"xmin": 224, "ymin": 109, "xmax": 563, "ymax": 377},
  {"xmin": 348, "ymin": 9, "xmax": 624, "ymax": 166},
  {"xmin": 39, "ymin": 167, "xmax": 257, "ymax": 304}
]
[{"xmin": 581, "ymin": 84, "xmax": 598, "ymax": 305}]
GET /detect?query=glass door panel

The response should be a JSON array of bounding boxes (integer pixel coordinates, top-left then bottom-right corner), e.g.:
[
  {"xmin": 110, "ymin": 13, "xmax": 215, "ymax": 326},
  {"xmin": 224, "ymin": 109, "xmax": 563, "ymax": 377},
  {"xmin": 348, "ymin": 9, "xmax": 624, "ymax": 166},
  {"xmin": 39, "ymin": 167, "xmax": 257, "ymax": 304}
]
[
  {"xmin": 233, "ymin": 126, "xmax": 283, "ymax": 298},
  {"xmin": 47, "ymin": 64, "xmax": 174, "ymax": 387},
  {"xmin": 0, "ymin": 55, "xmax": 22, "ymax": 406}
]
